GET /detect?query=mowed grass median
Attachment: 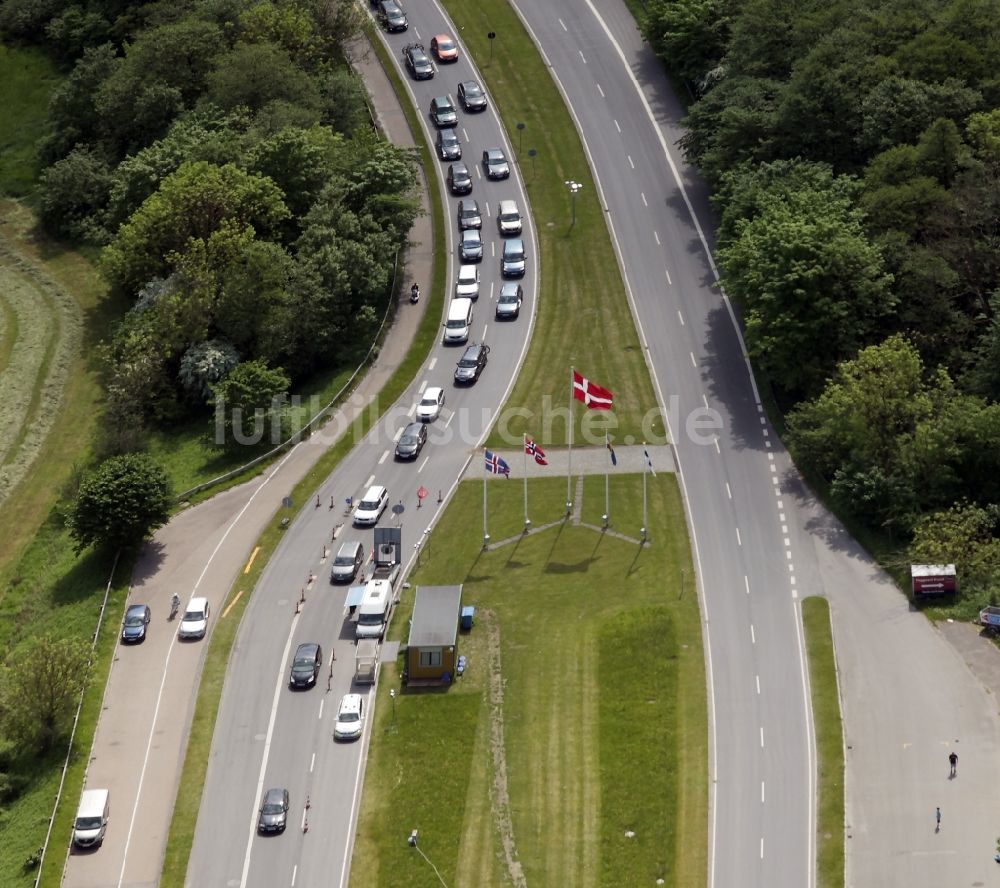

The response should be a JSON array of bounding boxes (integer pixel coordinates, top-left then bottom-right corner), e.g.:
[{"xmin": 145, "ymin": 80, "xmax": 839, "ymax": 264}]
[
  {"xmin": 352, "ymin": 475, "xmax": 707, "ymax": 887},
  {"xmin": 441, "ymin": 0, "xmax": 661, "ymax": 446}
]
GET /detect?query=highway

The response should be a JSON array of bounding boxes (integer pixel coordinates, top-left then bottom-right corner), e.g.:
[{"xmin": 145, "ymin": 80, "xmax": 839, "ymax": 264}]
[
  {"xmin": 185, "ymin": 8, "xmax": 540, "ymax": 886},
  {"xmin": 509, "ymin": 2, "xmax": 815, "ymax": 886}
]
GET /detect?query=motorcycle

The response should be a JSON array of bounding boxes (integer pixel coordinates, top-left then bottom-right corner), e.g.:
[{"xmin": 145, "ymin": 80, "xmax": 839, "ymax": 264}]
[{"xmin": 410, "ymin": 283, "xmax": 420, "ymax": 304}]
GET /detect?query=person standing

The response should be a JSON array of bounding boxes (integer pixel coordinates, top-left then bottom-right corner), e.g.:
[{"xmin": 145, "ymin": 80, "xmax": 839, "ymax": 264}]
[
  {"xmin": 935, "ymin": 806, "xmax": 941, "ymax": 832},
  {"xmin": 949, "ymin": 751, "xmax": 958, "ymax": 777}
]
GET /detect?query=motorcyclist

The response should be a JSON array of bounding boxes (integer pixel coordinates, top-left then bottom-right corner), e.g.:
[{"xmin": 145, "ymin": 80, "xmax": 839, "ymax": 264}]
[{"xmin": 410, "ymin": 282, "xmax": 420, "ymax": 303}]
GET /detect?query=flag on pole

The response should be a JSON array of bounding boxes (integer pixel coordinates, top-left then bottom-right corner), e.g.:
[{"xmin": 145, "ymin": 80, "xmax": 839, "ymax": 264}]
[
  {"xmin": 607, "ymin": 437, "xmax": 617, "ymax": 466},
  {"xmin": 643, "ymin": 448, "xmax": 657, "ymax": 477},
  {"xmin": 524, "ymin": 438, "xmax": 548, "ymax": 466},
  {"xmin": 485, "ymin": 450, "xmax": 511, "ymax": 477},
  {"xmin": 572, "ymin": 369, "xmax": 614, "ymax": 410}
]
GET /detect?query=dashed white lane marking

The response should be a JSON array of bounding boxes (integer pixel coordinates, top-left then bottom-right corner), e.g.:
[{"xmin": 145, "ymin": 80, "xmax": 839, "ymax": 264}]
[
  {"xmin": 784, "ymin": 537, "xmax": 791, "ymax": 546},
  {"xmin": 628, "ymin": 155, "xmax": 635, "ymax": 169},
  {"xmin": 744, "ymin": 576, "xmax": 750, "ymax": 595},
  {"xmin": 726, "ymin": 482, "xmax": 732, "ymax": 500},
  {"xmin": 714, "ymin": 438, "xmax": 721, "ymax": 454},
  {"xmin": 418, "ymin": 456, "xmax": 429, "ymax": 473},
  {"xmin": 677, "ymin": 310, "xmax": 684, "ymax": 325},
  {"xmin": 443, "ymin": 411, "xmax": 455, "ymax": 429},
  {"xmin": 597, "ymin": 82, "xmax": 605, "ymax": 97},
  {"xmin": 641, "ymin": 192, "xmax": 647, "ymax": 206},
  {"xmin": 755, "ymin": 675, "xmax": 761, "ymax": 694},
  {"xmin": 378, "ymin": 450, "xmax": 389, "ymax": 465},
  {"xmin": 614, "ymin": 119, "xmax": 621, "ymax": 133},
  {"xmin": 786, "ymin": 550, "xmax": 793, "ymax": 560},
  {"xmin": 579, "ymin": 49, "xmax": 587, "ymax": 63},
  {"xmin": 654, "ymin": 230, "xmax": 660, "ymax": 245},
  {"xmin": 702, "ymin": 394, "xmax": 709, "ymax": 408},
  {"xmin": 760, "ymin": 837, "xmax": 765, "ymax": 859},
  {"xmin": 761, "ymin": 781, "xmax": 765, "ymax": 802},
  {"xmin": 310, "ymin": 752, "xmax": 315, "ymax": 773},
  {"xmin": 750, "ymin": 624, "xmax": 756, "ymax": 644},
  {"xmin": 736, "ymin": 527, "xmax": 742, "ymax": 546},
  {"xmin": 665, "ymin": 267, "xmax": 672, "ymax": 285},
  {"xmin": 364, "ymin": 473, "xmax": 374, "ymax": 488},
  {"xmin": 318, "ymin": 699, "xmax": 324, "ymax": 720},
  {"xmin": 558, "ymin": 17, "xmax": 567, "ymax": 30},
  {"xmin": 292, "ymin": 864, "xmax": 298, "ymax": 887},
  {"xmin": 418, "ymin": 379, "xmax": 428, "ymax": 394},
  {"xmin": 428, "ymin": 357, "xmax": 437, "ymax": 371},
  {"xmin": 782, "ymin": 524, "xmax": 788, "ymax": 533},
  {"xmin": 760, "ymin": 727, "xmax": 765, "ymax": 748},
  {"xmin": 690, "ymin": 352, "xmax": 697, "ymax": 367}
]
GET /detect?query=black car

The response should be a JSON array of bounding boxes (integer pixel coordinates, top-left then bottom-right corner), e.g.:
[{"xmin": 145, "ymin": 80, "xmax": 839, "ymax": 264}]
[
  {"xmin": 457, "ymin": 79, "xmax": 488, "ymax": 112},
  {"xmin": 403, "ymin": 43, "xmax": 433, "ymax": 79},
  {"xmin": 436, "ymin": 128, "xmax": 461, "ymax": 161},
  {"xmin": 121, "ymin": 604, "xmax": 151, "ymax": 643},
  {"xmin": 430, "ymin": 95, "xmax": 458, "ymax": 127},
  {"xmin": 459, "ymin": 229, "xmax": 483, "ymax": 262},
  {"xmin": 289, "ymin": 642, "xmax": 323, "ymax": 688},
  {"xmin": 377, "ymin": 0, "xmax": 407, "ymax": 31},
  {"xmin": 395, "ymin": 421, "xmax": 428, "ymax": 459},
  {"xmin": 454, "ymin": 343, "xmax": 490, "ymax": 384},
  {"xmin": 482, "ymin": 148, "xmax": 510, "ymax": 180},
  {"xmin": 457, "ymin": 199, "xmax": 482, "ymax": 230},
  {"xmin": 258, "ymin": 788, "xmax": 289, "ymax": 833},
  {"xmin": 447, "ymin": 162, "xmax": 472, "ymax": 194},
  {"xmin": 495, "ymin": 282, "xmax": 523, "ymax": 320}
]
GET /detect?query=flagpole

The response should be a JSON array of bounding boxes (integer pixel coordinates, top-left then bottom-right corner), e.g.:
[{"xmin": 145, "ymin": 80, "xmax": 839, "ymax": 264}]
[
  {"xmin": 604, "ymin": 430, "xmax": 610, "ymax": 528},
  {"xmin": 483, "ymin": 456, "xmax": 489, "ymax": 547},
  {"xmin": 523, "ymin": 434, "xmax": 529, "ymax": 529},
  {"xmin": 567, "ymin": 366, "xmax": 573, "ymax": 516},
  {"xmin": 641, "ymin": 441, "xmax": 648, "ymax": 543}
]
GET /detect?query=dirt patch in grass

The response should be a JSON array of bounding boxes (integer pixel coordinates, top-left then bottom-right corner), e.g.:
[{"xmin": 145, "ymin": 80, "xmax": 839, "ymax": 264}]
[{"xmin": 483, "ymin": 609, "xmax": 526, "ymax": 887}]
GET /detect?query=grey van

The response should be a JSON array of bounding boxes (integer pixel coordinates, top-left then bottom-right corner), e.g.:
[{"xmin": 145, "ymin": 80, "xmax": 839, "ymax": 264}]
[
  {"xmin": 73, "ymin": 788, "xmax": 109, "ymax": 848},
  {"xmin": 330, "ymin": 541, "xmax": 365, "ymax": 583}
]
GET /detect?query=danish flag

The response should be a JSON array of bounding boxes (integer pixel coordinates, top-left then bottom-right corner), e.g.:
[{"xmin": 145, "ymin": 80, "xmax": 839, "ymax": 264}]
[{"xmin": 572, "ymin": 369, "xmax": 613, "ymax": 410}]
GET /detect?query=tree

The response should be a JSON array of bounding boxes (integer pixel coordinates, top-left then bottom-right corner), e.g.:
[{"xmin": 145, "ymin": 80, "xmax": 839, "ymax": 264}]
[
  {"xmin": 203, "ymin": 42, "xmax": 321, "ymax": 114},
  {"xmin": 718, "ymin": 183, "xmax": 893, "ymax": 395},
  {"xmin": 965, "ymin": 109, "xmax": 1000, "ymax": 163},
  {"xmin": 38, "ymin": 146, "xmax": 113, "ymax": 240},
  {"xmin": 643, "ymin": 0, "xmax": 730, "ymax": 85},
  {"xmin": 69, "ymin": 454, "xmax": 172, "ymax": 551},
  {"xmin": 211, "ymin": 360, "xmax": 290, "ymax": 450},
  {"xmin": 0, "ymin": 635, "xmax": 90, "ymax": 755},
  {"xmin": 179, "ymin": 340, "xmax": 241, "ymax": 402},
  {"xmin": 909, "ymin": 503, "xmax": 1000, "ymax": 597},
  {"xmin": 101, "ymin": 161, "xmax": 289, "ymax": 293}
]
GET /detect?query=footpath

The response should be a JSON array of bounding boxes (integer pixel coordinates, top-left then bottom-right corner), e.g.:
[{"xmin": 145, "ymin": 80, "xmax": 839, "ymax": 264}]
[{"xmin": 62, "ymin": 39, "xmax": 432, "ymax": 888}]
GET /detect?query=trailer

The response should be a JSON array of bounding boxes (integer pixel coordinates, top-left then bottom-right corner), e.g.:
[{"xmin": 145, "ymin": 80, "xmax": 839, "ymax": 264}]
[
  {"xmin": 979, "ymin": 606, "xmax": 1000, "ymax": 631},
  {"xmin": 355, "ymin": 639, "xmax": 379, "ymax": 684}
]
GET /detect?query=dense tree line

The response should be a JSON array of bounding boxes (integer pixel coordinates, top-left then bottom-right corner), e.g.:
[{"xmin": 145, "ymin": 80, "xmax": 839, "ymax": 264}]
[
  {"xmin": 642, "ymin": 0, "xmax": 1000, "ymax": 599},
  {"xmin": 2, "ymin": 0, "xmax": 419, "ymax": 450}
]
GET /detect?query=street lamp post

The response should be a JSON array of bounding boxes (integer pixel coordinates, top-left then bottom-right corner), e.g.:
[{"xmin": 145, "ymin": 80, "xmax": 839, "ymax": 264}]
[{"xmin": 565, "ymin": 180, "xmax": 583, "ymax": 228}]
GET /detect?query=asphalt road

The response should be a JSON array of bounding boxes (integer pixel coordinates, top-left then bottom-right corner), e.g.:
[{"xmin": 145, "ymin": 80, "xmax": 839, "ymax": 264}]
[
  {"xmin": 508, "ymin": 3, "xmax": 812, "ymax": 885},
  {"xmin": 185, "ymin": 10, "xmax": 540, "ymax": 887}
]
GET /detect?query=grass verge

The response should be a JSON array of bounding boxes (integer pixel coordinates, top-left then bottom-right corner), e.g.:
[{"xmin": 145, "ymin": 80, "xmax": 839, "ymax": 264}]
[
  {"xmin": 0, "ymin": 44, "xmax": 60, "ymax": 198},
  {"xmin": 802, "ymin": 596, "xmax": 845, "ymax": 888},
  {"xmin": 442, "ymin": 0, "xmax": 660, "ymax": 447},
  {"xmin": 352, "ymin": 474, "xmax": 707, "ymax": 887},
  {"xmin": 157, "ymin": 36, "xmax": 447, "ymax": 885}
]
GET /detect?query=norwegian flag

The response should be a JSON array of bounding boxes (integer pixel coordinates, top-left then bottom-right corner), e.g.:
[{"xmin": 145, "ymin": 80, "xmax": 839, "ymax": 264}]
[
  {"xmin": 484, "ymin": 450, "xmax": 510, "ymax": 477},
  {"xmin": 572, "ymin": 369, "xmax": 614, "ymax": 410},
  {"xmin": 524, "ymin": 437, "xmax": 548, "ymax": 466}
]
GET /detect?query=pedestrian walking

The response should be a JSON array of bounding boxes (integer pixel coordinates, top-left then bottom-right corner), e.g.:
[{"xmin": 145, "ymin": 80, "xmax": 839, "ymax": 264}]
[
  {"xmin": 949, "ymin": 751, "xmax": 958, "ymax": 777},
  {"xmin": 935, "ymin": 806, "xmax": 941, "ymax": 832}
]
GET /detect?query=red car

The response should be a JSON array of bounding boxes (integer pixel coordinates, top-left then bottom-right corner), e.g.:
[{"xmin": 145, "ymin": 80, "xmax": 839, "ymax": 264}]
[{"xmin": 431, "ymin": 33, "xmax": 459, "ymax": 62}]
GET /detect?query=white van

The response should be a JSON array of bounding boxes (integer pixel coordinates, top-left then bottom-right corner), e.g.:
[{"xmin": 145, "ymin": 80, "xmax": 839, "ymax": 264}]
[
  {"xmin": 354, "ymin": 485, "xmax": 388, "ymax": 526},
  {"xmin": 356, "ymin": 579, "xmax": 393, "ymax": 639},
  {"xmin": 497, "ymin": 199, "xmax": 522, "ymax": 235},
  {"xmin": 334, "ymin": 693, "xmax": 365, "ymax": 741},
  {"xmin": 443, "ymin": 297, "xmax": 473, "ymax": 344},
  {"xmin": 73, "ymin": 788, "xmax": 109, "ymax": 848}
]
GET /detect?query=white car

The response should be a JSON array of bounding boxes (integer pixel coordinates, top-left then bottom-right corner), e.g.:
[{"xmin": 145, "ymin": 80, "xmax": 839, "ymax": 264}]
[
  {"xmin": 353, "ymin": 485, "xmax": 389, "ymax": 526},
  {"xmin": 334, "ymin": 693, "xmax": 364, "ymax": 741},
  {"xmin": 455, "ymin": 265, "xmax": 480, "ymax": 300},
  {"xmin": 178, "ymin": 596, "xmax": 210, "ymax": 640},
  {"xmin": 416, "ymin": 387, "xmax": 445, "ymax": 422}
]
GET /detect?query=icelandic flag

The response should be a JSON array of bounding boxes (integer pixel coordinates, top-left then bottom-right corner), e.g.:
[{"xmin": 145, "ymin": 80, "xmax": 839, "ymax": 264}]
[
  {"xmin": 524, "ymin": 437, "xmax": 548, "ymax": 466},
  {"xmin": 485, "ymin": 450, "xmax": 510, "ymax": 477}
]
